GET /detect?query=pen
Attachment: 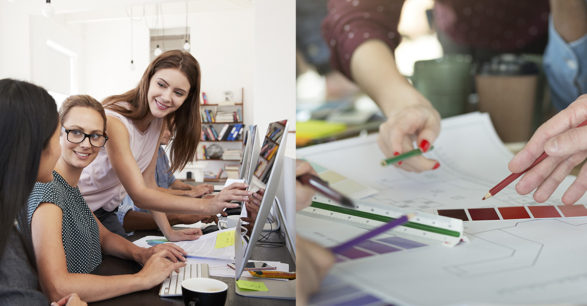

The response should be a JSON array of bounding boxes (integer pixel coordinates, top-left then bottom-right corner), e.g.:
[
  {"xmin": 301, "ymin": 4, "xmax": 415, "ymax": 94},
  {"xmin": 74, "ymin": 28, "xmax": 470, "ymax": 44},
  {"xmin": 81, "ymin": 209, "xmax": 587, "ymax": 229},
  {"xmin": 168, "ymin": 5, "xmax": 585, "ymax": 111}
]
[
  {"xmin": 380, "ymin": 146, "xmax": 434, "ymax": 166},
  {"xmin": 249, "ymin": 270, "xmax": 296, "ymax": 280},
  {"xmin": 296, "ymin": 173, "xmax": 354, "ymax": 207},
  {"xmin": 329, "ymin": 214, "xmax": 411, "ymax": 254},
  {"xmin": 483, "ymin": 119, "xmax": 587, "ymax": 200}
]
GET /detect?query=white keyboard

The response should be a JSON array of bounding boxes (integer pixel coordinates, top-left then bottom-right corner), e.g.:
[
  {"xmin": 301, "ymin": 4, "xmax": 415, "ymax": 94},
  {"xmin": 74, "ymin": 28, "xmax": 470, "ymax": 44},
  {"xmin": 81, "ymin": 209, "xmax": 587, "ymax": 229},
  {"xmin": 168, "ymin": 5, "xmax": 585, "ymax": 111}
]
[{"xmin": 159, "ymin": 263, "xmax": 210, "ymax": 297}]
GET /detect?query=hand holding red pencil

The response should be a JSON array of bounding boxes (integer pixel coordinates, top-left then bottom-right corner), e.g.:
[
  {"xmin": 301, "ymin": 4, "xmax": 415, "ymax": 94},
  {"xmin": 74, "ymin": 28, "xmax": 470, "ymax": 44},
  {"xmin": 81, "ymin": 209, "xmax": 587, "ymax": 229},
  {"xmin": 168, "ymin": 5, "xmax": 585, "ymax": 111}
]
[{"xmin": 505, "ymin": 94, "xmax": 587, "ymax": 204}]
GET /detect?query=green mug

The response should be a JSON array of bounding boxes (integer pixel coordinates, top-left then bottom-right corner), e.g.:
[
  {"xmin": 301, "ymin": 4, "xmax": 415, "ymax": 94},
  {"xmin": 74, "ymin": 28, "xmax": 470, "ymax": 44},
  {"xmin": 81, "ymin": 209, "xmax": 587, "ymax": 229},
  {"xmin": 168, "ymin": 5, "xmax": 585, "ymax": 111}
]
[{"xmin": 412, "ymin": 55, "xmax": 473, "ymax": 118}]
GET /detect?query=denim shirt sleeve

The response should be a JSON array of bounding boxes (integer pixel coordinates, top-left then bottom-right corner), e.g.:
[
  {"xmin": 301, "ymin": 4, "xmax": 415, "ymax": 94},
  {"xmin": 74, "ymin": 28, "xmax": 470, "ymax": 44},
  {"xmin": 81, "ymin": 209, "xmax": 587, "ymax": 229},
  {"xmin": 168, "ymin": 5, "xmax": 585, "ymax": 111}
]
[
  {"xmin": 155, "ymin": 146, "xmax": 175, "ymax": 188},
  {"xmin": 543, "ymin": 16, "xmax": 587, "ymax": 110}
]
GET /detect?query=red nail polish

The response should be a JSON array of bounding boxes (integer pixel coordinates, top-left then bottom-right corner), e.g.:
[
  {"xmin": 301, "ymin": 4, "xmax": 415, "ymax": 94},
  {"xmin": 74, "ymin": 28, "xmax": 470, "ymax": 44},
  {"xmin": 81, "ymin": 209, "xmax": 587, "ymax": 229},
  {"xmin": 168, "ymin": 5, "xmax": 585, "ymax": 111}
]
[
  {"xmin": 393, "ymin": 151, "xmax": 400, "ymax": 156},
  {"xmin": 398, "ymin": 161, "xmax": 403, "ymax": 166},
  {"xmin": 432, "ymin": 162, "xmax": 440, "ymax": 170},
  {"xmin": 419, "ymin": 139, "xmax": 430, "ymax": 152}
]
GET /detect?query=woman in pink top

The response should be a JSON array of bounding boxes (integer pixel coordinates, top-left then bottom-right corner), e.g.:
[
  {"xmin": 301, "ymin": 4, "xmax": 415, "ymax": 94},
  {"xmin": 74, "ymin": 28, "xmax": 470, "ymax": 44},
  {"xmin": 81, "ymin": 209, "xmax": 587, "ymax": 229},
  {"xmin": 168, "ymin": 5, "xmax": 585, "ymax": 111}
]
[{"xmin": 79, "ymin": 50, "xmax": 248, "ymax": 240}]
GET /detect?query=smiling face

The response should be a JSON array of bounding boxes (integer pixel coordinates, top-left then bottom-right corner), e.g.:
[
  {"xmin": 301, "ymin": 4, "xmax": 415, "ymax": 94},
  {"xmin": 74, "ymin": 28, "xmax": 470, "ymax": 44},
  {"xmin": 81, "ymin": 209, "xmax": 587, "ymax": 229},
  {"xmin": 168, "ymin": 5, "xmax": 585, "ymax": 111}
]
[
  {"xmin": 147, "ymin": 68, "xmax": 191, "ymax": 118},
  {"xmin": 60, "ymin": 106, "xmax": 106, "ymax": 170}
]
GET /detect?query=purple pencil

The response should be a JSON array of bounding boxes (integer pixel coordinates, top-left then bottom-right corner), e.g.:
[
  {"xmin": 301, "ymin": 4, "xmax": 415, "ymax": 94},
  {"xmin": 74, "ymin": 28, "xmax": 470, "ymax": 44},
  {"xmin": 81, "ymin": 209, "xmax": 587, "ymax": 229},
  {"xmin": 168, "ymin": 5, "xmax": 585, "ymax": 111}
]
[{"xmin": 329, "ymin": 214, "xmax": 411, "ymax": 254}]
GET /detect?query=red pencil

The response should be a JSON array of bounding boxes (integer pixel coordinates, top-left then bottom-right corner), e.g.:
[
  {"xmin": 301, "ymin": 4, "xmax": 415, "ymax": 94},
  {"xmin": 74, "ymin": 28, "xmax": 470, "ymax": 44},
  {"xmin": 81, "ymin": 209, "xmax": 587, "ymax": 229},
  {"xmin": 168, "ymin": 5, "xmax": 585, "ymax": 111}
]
[{"xmin": 483, "ymin": 120, "xmax": 587, "ymax": 200}]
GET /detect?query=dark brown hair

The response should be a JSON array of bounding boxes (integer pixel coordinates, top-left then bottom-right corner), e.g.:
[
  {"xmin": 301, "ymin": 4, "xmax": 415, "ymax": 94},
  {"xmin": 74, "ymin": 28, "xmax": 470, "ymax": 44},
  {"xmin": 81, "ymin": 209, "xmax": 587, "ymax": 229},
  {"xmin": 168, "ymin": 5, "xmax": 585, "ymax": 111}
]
[
  {"xmin": 103, "ymin": 50, "xmax": 201, "ymax": 173},
  {"xmin": 60, "ymin": 95, "xmax": 107, "ymax": 133}
]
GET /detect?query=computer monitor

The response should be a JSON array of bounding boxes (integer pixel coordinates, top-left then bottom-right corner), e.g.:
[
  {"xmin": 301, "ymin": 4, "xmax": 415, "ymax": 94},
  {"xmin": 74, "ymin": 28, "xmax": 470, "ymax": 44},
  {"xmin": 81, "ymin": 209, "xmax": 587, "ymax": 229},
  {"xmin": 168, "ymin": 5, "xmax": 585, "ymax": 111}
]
[
  {"xmin": 234, "ymin": 120, "xmax": 291, "ymax": 281},
  {"xmin": 239, "ymin": 125, "xmax": 258, "ymax": 184}
]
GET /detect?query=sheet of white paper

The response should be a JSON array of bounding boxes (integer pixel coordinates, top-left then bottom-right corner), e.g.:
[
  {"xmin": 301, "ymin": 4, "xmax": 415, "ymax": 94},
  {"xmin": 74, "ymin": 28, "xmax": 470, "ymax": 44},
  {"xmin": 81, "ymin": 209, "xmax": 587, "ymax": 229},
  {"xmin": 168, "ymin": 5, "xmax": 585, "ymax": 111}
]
[
  {"xmin": 299, "ymin": 112, "xmax": 587, "ymax": 305},
  {"xmin": 298, "ymin": 112, "xmax": 586, "ymax": 213},
  {"xmin": 172, "ymin": 221, "xmax": 215, "ymax": 229},
  {"xmin": 223, "ymin": 178, "xmax": 245, "ymax": 188},
  {"xmin": 133, "ymin": 228, "xmax": 241, "ymax": 261}
]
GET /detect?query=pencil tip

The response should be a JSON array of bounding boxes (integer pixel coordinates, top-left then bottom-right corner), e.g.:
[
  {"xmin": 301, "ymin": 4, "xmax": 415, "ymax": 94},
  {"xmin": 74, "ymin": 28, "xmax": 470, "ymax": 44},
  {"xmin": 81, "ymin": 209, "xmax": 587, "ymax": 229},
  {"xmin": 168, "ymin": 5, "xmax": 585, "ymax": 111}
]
[{"xmin": 482, "ymin": 192, "xmax": 492, "ymax": 200}]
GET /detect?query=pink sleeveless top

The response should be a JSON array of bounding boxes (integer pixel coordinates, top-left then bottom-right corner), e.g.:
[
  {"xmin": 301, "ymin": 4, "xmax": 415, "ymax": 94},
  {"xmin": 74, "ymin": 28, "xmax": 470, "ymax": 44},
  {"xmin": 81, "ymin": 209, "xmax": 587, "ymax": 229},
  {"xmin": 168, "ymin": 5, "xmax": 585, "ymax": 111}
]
[{"xmin": 79, "ymin": 107, "xmax": 163, "ymax": 212}]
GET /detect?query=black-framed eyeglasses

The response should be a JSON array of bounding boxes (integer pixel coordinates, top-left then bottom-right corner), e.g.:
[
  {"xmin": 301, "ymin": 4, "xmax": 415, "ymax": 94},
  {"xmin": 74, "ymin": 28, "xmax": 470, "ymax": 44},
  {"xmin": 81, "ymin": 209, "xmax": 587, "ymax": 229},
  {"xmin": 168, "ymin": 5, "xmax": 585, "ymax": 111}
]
[{"xmin": 62, "ymin": 127, "xmax": 108, "ymax": 147}]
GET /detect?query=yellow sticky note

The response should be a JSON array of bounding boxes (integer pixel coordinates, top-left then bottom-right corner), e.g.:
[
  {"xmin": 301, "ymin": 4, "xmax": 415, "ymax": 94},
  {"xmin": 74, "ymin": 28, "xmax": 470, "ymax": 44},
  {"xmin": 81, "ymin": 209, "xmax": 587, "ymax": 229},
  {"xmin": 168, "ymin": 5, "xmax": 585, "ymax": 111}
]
[
  {"xmin": 214, "ymin": 230, "xmax": 235, "ymax": 249},
  {"xmin": 236, "ymin": 280, "xmax": 269, "ymax": 292}
]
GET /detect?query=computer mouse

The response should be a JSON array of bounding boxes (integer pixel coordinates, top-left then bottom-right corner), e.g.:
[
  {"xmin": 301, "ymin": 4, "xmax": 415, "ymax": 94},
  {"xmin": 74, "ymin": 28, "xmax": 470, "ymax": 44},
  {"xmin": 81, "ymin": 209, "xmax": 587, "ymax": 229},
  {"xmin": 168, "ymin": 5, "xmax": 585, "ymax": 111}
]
[
  {"xmin": 202, "ymin": 224, "xmax": 219, "ymax": 235},
  {"xmin": 225, "ymin": 202, "xmax": 242, "ymax": 216}
]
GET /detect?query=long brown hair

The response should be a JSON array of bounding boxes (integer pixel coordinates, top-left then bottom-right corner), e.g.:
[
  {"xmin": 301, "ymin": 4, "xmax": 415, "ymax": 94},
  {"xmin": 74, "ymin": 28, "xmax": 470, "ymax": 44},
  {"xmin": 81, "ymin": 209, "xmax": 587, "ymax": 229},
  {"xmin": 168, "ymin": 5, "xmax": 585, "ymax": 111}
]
[{"xmin": 103, "ymin": 50, "xmax": 201, "ymax": 173}]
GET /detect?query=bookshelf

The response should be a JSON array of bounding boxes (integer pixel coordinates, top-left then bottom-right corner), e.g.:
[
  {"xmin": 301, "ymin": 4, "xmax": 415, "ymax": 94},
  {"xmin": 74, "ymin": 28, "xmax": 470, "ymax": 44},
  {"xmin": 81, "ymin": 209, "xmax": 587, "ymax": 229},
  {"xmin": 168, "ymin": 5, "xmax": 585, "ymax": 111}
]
[{"xmin": 197, "ymin": 88, "xmax": 245, "ymax": 182}]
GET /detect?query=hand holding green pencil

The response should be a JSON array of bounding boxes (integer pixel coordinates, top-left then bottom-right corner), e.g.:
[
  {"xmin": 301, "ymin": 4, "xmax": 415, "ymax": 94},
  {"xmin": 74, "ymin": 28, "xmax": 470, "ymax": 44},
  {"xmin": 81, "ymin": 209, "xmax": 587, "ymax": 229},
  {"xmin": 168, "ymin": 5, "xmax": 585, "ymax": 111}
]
[{"xmin": 380, "ymin": 146, "xmax": 435, "ymax": 166}]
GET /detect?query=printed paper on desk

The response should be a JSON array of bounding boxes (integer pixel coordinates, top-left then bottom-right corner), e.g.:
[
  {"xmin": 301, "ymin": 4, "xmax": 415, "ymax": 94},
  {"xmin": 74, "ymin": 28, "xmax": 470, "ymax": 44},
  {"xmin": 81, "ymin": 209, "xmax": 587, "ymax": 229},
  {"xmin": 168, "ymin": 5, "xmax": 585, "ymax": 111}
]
[{"xmin": 134, "ymin": 228, "xmax": 244, "ymax": 261}]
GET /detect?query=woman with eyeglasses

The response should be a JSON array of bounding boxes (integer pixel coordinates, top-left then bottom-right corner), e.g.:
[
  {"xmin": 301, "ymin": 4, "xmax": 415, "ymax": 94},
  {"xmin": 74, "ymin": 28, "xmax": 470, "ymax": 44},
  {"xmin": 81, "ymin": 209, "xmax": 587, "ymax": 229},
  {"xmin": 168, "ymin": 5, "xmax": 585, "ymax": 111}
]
[
  {"xmin": 77, "ymin": 50, "xmax": 249, "ymax": 240},
  {"xmin": 26, "ymin": 95, "xmax": 188, "ymax": 302}
]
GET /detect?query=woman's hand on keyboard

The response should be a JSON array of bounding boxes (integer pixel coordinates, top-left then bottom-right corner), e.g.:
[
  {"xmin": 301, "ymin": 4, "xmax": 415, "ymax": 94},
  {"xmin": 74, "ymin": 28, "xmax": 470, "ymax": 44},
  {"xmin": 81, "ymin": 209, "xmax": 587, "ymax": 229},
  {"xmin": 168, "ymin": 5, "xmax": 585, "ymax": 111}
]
[
  {"xmin": 139, "ymin": 250, "xmax": 186, "ymax": 288},
  {"xmin": 205, "ymin": 183, "xmax": 249, "ymax": 214},
  {"xmin": 165, "ymin": 228, "xmax": 203, "ymax": 242},
  {"xmin": 140, "ymin": 243, "xmax": 188, "ymax": 265}
]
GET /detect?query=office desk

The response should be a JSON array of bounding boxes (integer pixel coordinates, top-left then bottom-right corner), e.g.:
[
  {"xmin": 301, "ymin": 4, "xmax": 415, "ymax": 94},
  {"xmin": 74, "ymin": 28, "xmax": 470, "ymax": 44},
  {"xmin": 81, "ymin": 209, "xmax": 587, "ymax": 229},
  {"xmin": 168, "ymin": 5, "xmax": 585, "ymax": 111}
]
[{"xmin": 89, "ymin": 230, "xmax": 295, "ymax": 306}]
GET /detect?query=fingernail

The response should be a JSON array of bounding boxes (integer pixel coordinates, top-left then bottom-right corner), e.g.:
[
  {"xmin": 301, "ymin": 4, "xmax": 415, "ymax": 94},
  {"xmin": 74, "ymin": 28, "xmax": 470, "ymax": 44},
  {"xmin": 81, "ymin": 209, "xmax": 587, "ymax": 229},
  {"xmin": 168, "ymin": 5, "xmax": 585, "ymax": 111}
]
[
  {"xmin": 398, "ymin": 161, "xmax": 403, "ymax": 165},
  {"xmin": 419, "ymin": 139, "xmax": 431, "ymax": 152},
  {"xmin": 393, "ymin": 151, "xmax": 400, "ymax": 156},
  {"xmin": 432, "ymin": 162, "xmax": 440, "ymax": 170},
  {"xmin": 547, "ymin": 139, "xmax": 559, "ymax": 153}
]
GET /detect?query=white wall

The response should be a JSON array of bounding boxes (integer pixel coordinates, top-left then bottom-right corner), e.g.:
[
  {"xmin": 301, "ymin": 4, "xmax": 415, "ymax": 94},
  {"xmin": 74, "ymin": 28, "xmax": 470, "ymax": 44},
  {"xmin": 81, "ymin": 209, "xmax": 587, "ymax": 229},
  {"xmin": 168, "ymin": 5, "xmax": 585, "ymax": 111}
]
[
  {"xmin": 253, "ymin": 0, "xmax": 296, "ymax": 158},
  {"xmin": 0, "ymin": 2, "xmax": 31, "ymax": 81},
  {"xmin": 82, "ymin": 9, "xmax": 255, "ymax": 106}
]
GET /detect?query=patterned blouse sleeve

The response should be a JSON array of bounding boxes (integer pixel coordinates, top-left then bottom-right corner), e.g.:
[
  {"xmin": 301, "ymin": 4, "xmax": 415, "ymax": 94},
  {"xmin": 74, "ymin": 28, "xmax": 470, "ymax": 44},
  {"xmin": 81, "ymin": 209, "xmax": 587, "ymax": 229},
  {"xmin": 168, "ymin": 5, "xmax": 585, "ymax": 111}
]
[{"xmin": 322, "ymin": 0, "xmax": 405, "ymax": 80}]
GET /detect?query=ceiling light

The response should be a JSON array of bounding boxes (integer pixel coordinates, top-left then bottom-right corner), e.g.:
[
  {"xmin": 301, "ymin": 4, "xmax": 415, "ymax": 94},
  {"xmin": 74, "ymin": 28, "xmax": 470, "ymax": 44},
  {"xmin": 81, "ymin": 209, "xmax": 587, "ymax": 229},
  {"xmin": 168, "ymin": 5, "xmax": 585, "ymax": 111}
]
[
  {"xmin": 42, "ymin": 0, "xmax": 54, "ymax": 17},
  {"xmin": 154, "ymin": 45, "xmax": 162, "ymax": 56}
]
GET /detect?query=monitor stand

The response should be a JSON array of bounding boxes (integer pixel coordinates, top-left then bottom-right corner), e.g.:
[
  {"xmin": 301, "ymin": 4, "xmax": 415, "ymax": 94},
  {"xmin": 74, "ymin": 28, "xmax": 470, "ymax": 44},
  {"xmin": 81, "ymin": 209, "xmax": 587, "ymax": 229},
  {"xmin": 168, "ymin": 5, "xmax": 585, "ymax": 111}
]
[{"xmin": 233, "ymin": 218, "xmax": 296, "ymax": 300}]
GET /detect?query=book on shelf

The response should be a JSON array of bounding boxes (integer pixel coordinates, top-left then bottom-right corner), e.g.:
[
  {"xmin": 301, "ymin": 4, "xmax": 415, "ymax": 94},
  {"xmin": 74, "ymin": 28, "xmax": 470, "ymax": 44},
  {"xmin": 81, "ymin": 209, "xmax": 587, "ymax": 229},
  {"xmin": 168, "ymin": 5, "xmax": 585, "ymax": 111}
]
[
  {"xmin": 236, "ymin": 109, "xmax": 242, "ymax": 122},
  {"xmin": 224, "ymin": 164, "xmax": 240, "ymax": 179},
  {"xmin": 227, "ymin": 124, "xmax": 243, "ymax": 141},
  {"xmin": 217, "ymin": 124, "xmax": 230, "ymax": 140},
  {"xmin": 267, "ymin": 126, "xmax": 284, "ymax": 142},
  {"xmin": 208, "ymin": 125, "xmax": 219, "ymax": 140},
  {"xmin": 202, "ymin": 109, "xmax": 216, "ymax": 123},
  {"xmin": 265, "ymin": 145, "xmax": 278, "ymax": 161},
  {"xmin": 253, "ymin": 159, "xmax": 268, "ymax": 178},
  {"xmin": 216, "ymin": 112, "xmax": 235, "ymax": 122},
  {"xmin": 222, "ymin": 149, "xmax": 242, "ymax": 161},
  {"xmin": 221, "ymin": 124, "xmax": 233, "ymax": 141}
]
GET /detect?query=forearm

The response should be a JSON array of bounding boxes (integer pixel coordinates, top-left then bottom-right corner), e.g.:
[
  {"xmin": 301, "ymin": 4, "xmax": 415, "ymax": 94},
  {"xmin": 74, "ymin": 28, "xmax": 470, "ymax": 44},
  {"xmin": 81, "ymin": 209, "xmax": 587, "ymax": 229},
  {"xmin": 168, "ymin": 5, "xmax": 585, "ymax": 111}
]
[
  {"xmin": 122, "ymin": 210, "xmax": 159, "ymax": 232},
  {"xmin": 131, "ymin": 187, "xmax": 209, "ymax": 214},
  {"xmin": 101, "ymin": 231, "xmax": 145, "ymax": 263},
  {"xmin": 43, "ymin": 272, "xmax": 144, "ymax": 303},
  {"xmin": 350, "ymin": 40, "xmax": 416, "ymax": 115},
  {"xmin": 157, "ymin": 186, "xmax": 189, "ymax": 196},
  {"xmin": 170, "ymin": 180, "xmax": 192, "ymax": 190},
  {"xmin": 152, "ymin": 211, "xmax": 175, "ymax": 237},
  {"xmin": 550, "ymin": 0, "xmax": 587, "ymax": 42}
]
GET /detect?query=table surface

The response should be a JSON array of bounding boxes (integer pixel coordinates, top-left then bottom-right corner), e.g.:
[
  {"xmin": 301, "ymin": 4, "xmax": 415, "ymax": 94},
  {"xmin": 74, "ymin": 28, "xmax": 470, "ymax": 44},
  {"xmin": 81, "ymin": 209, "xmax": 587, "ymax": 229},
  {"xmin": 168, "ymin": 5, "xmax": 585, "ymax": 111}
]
[{"xmin": 89, "ymin": 230, "xmax": 295, "ymax": 306}]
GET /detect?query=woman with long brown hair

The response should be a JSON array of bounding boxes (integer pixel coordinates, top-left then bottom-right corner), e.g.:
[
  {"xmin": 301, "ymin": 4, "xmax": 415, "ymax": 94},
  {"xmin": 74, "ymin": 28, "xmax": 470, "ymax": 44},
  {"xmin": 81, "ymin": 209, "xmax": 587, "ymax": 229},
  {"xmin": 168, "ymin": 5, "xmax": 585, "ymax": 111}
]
[{"xmin": 78, "ymin": 50, "xmax": 248, "ymax": 240}]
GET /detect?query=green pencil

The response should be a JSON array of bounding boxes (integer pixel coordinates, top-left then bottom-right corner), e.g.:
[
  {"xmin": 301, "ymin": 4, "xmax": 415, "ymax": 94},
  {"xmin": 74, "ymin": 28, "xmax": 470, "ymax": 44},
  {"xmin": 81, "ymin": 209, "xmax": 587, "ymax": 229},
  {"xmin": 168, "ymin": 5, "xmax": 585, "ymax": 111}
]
[{"xmin": 380, "ymin": 146, "xmax": 434, "ymax": 166}]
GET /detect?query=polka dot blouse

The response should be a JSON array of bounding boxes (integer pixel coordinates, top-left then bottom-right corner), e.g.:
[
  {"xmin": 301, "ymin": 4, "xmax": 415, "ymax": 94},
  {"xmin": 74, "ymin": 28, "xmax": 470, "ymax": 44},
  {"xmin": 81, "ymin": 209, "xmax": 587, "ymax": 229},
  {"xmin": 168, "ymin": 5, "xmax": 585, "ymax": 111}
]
[
  {"xmin": 322, "ymin": 0, "xmax": 549, "ymax": 80},
  {"xmin": 27, "ymin": 171, "xmax": 102, "ymax": 274}
]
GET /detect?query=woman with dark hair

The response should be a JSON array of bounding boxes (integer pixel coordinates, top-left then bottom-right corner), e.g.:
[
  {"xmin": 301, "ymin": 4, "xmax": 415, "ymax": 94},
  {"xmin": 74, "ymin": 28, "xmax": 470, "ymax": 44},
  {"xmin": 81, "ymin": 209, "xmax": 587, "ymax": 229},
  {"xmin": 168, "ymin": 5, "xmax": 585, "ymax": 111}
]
[
  {"xmin": 0, "ymin": 79, "xmax": 85, "ymax": 305},
  {"xmin": 78, "ymin": 50, "xmax": 249, "ymax": 239},
  {"xmin": 27, "ymin": 95, "xmax": 186, "ymax": 302}
]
